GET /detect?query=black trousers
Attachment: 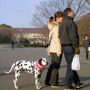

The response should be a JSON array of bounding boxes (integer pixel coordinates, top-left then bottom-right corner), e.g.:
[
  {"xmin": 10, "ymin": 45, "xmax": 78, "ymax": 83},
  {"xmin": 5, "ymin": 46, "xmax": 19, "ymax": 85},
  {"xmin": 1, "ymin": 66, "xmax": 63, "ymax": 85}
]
[
  {"xmin": 85, "ymin": 48, "xmax": 88, "ymax": 59},
  {"xmin": 62, "ymin": 45, "xmax": 80, "ymax": 87},
  {"xmin": 45, "ymin": 53, "xmax": 62, "ymax": 85}
]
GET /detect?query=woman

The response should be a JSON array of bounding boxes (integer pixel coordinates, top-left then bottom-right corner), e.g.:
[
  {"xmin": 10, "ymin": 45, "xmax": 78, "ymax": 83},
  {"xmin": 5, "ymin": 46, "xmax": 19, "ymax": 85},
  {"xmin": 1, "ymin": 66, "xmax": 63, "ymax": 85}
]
[{"xmin": 45, "ymin": 11, "xmax": 63, "ymax": 88}]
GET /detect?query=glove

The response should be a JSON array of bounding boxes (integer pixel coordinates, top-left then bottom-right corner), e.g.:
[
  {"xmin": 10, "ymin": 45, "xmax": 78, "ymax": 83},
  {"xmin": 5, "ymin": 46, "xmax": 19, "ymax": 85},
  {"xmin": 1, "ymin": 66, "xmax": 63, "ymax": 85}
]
[{"xmin": 75, "ymin": 47, "xmax": 80, "ymax": 54}]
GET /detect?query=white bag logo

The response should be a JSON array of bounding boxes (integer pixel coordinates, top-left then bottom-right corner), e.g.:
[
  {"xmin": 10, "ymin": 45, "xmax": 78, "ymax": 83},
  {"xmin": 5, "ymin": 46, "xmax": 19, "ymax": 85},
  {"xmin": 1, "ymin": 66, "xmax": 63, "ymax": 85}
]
[{"xmin": 72, "ymin": 55, "xmax": 80, "ymax": 71}]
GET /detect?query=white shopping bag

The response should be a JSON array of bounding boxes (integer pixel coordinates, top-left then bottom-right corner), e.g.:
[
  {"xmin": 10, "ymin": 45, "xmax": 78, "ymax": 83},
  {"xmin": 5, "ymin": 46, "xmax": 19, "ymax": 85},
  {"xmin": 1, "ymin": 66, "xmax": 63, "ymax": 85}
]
[
  {"xmin": 88, "ymin": 47, "xmax": 90, "ymax": 51},
  {"xmin": 71, "ymin": 55, "xmax": 80, "ymax": 71}
]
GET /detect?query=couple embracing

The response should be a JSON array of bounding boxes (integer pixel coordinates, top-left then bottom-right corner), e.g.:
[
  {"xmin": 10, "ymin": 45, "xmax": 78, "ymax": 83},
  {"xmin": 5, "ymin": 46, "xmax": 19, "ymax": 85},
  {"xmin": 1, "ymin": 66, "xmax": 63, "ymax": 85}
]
[{"xmin": 45, "ymin": 8, "xmax": 84, "ymax": 90}]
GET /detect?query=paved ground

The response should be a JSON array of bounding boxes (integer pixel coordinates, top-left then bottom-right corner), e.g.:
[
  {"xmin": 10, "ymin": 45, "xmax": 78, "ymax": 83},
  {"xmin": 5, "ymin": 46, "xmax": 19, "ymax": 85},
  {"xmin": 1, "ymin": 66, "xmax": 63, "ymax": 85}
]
[{"xmin": 0, "ymin": 46, "xmax": 90, "ymax": 90}]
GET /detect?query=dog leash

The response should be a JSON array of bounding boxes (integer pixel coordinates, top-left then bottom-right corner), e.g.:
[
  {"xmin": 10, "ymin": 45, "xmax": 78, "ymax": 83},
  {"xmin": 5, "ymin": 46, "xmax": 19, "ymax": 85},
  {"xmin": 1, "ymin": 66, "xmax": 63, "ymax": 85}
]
[
  {"xmin": 42, "ymin": 49, "xmax": 47, "ymax": 58},
  {"xmin": 42, "ymin": 49, "xmax": 51, "ymax": 62}
]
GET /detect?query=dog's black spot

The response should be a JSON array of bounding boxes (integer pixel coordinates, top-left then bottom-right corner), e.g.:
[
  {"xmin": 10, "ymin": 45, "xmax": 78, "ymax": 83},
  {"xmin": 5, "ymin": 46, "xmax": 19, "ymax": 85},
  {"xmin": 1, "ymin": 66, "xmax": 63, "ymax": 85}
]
[
  {"xmin": 38, "ymin": 74, "xmax": 41, "ymax": 78},
  {"xmin": 25, "ymin": 61, "xmax": 28, "ymax": 62},
  {"xmin": 20, "ymin": 69, "xmax": 22, "ymax": 72},
  {"xmin": 17, "ymin": 70, "xmax": 20, "ymax": 73},
  {"xmin": 39, "ymin": 69, "xmax": 41, "ymax": 72},
  {"xmin": 17, "ymin": 62, "xmax": 21, "ymax": 66},
  {"xmin": 25, "ymin": 69, "xmax": 28, "ymax": 71},
  {"xmin": 36, "ymin": 68, "xmax": 37, "ymax": 70},
  {"xmin": 24, "ymin": 64, "xmax": 27, "ymax": 66},
  {"xmin": 29, "ymin": 66, "xmax": 31, "ymax": 68},
  {"xmin": 31, "ymin": 65, "xmax": 34, "ymax": 68},
  {"xmin": 28, "ymin": 69, "xmax": 29, "ymax": 71},
  {"xmin": 18, "ymin": 65, "xmax": 20, "ymax": 68},
  {"xmin": 38, "ymin": 59, "xmax": 43, "ymax": 66}
]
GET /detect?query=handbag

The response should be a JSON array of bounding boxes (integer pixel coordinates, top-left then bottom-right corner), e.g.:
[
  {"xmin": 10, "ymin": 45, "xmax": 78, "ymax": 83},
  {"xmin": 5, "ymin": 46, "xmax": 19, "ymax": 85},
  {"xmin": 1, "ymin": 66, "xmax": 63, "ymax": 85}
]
[{"xmin": 71, "ymin": 55, "xmax": 80, "ymax": 71}]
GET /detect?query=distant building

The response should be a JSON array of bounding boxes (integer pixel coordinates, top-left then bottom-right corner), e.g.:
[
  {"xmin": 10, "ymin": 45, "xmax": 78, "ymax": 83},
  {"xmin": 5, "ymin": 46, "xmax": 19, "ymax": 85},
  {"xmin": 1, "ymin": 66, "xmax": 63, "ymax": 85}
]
[{"xmin": 11, "ymin": 28, "xmax": 49, "ymax": 45}]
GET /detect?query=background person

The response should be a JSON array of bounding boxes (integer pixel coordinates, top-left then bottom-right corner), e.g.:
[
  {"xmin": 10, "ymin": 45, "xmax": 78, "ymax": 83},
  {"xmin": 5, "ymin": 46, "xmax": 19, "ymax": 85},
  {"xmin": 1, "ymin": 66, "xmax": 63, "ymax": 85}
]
[
  {"xmin": 11, "ymin": 40, "xmax": 15, "ymax": 49},
  {"xmin": 83, "ymin": 35, "xmax": 90, "ymax": 60}
]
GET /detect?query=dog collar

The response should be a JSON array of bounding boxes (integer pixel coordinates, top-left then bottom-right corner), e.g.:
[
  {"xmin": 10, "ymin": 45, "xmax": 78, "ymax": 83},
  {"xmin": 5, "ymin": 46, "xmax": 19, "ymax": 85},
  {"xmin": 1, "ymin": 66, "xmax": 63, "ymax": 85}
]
[{"xmin": 36, "ymin": 60, "xmax": 45, "ymax": 70}]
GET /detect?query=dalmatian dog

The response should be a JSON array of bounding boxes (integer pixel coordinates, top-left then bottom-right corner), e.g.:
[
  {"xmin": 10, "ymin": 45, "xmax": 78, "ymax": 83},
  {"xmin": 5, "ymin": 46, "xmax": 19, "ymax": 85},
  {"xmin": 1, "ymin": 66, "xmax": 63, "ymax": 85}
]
[{"xmin": 4, "ymin": 58, "xmax": 48, "ymax": 89}]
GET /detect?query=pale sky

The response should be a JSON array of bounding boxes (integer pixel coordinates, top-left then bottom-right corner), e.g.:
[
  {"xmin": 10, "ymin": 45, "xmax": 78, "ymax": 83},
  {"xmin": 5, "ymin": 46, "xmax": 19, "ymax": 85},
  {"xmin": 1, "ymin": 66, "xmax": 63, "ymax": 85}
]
[{"xmin": 0, "ymin": 0, "xmax": 47, "ymax": 28}]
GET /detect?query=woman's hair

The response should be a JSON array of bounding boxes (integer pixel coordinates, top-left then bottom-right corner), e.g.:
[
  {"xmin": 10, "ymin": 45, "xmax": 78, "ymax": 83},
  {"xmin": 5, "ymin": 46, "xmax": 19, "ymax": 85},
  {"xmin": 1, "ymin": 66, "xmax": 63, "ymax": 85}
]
[
  {"xmin": 54, "ymin": 11, "xmax": 63, "ymax": 21},
  {"xmin": 84, "ymin": 34, "xmax": 88, "ymax": 39},
  {"xmin": 49, "ymin": 16, "xmax": 54, "ymax": 22}
]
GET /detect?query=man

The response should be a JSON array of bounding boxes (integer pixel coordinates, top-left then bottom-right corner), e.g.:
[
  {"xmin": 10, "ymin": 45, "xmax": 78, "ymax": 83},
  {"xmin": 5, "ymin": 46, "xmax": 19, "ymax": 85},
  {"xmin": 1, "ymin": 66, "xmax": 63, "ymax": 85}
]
[
  {"xmin": 83, "ymin": 35, "xmax": 90, "ymax": 60},
  {"xmin": 59, "ymin": 8, "xmax": 83, "ymax": 90}
]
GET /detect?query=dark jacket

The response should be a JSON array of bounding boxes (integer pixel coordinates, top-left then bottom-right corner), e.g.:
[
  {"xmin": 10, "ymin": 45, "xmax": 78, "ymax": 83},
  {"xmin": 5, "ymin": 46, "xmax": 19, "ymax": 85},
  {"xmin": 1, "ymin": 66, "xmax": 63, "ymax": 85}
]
[
  {"xmin": 83, "ymin": 39, "xmax": 90, "ymax": 48},
  {"xmin": 59, "ymin": 16, "xmax": 79, "ymax": 48}
]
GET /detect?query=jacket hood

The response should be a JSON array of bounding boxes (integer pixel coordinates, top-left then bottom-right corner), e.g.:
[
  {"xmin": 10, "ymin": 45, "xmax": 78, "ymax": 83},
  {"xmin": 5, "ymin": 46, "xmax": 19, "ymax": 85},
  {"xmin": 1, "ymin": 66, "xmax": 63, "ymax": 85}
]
[{"xmin": 48, "ymin": 21, "xmax": 59, "ymax": 31}]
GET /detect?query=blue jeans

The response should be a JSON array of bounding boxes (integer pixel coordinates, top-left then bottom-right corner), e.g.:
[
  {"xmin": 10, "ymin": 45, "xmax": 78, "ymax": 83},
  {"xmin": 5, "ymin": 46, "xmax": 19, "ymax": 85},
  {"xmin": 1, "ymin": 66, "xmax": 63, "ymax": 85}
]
[{"xmin": 62, "ymin": 45, "xmax": 80, "ymax": 87}]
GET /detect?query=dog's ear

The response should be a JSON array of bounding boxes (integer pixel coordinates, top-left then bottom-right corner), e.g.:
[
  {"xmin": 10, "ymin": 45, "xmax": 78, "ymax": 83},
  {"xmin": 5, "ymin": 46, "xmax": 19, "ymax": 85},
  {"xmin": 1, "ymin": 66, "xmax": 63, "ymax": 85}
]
[{"xmin": 38, "ymin": 58, "xmax": 43, "ymax": 65}]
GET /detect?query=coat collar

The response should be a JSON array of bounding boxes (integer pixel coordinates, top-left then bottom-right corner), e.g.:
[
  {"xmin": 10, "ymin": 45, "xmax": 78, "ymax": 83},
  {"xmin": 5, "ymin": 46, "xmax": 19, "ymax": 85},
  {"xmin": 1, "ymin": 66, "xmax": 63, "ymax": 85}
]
[{"xmin": 64, "ymin": 16, "xmax": 74, "ymax": 20}]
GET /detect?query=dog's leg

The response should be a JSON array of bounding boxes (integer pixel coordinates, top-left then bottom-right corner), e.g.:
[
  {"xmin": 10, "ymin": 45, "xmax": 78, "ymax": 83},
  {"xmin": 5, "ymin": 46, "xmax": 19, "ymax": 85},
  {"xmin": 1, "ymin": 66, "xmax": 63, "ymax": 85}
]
[
  {"xmin": 38, "ymin": 75, "xmax": 42, "ymax": 89},
  {"xmin": 35, "ymin": 73, "xmax": 42, "ymax": 89},
  {"xmin": 13, "ymin": 71, "xmax": 20, "ymax": 89},
  {"xmin": 35, "ymin": 78, "xmax": 40, "ymax": 89},
  {"xmin": 35, "ymin": 71, "xmax": 41, "ymax": 89}
]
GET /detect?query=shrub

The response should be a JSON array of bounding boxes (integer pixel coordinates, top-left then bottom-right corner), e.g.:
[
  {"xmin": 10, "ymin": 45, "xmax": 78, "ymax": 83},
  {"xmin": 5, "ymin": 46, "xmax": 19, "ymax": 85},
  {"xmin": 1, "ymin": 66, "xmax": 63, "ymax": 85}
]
[{"xmin": 23, "ymin": 43, "xmax": 45, "ymax": 47}]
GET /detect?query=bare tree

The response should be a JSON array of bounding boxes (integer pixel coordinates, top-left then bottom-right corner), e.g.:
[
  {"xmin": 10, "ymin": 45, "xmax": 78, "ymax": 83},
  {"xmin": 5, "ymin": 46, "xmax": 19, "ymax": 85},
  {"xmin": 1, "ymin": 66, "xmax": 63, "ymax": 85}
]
[
  {"xmin": 0, "ymin": 24, "xmax": 15, "ymax": 43},
  {"xmin": 32, "ymin": 0, "xmax": 90, "ymax": 28}
]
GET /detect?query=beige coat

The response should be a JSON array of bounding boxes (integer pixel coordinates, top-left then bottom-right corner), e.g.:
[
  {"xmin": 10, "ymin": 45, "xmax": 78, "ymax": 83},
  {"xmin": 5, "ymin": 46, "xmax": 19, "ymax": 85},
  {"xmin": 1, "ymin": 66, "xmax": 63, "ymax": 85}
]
[{"xmin": 48, "ymin": 21, "xmax": 62, "ymax": 56}]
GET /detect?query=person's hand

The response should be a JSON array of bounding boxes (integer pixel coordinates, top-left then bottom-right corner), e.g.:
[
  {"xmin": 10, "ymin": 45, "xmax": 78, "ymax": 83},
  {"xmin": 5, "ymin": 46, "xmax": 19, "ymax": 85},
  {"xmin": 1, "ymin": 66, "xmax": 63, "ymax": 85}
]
[
  {"xmin": 45, "ymin": 42, "xmax": 50, "ymax": 48},
  {"xmin": 75, "ymin": 47, "xmax": 80, "ymax": 54}
]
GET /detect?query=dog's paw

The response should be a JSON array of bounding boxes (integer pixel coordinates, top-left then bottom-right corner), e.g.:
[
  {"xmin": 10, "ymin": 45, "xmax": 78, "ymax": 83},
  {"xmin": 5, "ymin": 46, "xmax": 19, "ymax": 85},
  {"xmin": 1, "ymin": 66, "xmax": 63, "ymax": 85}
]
[
  {"xmin": 36, "ymin": 86, "xmax": 40, "ymax": 89},
  {"xmin": 36, "ymin": 86, "xmax": 42, "ymax": 89},
  {"xmin": 15, "ymin": 86, "xmax": 18, "ymax": 89},
  {"xmin": 36, "ymin": 87, "xmax": 40, "ymax": 89},
  {"xmin": 39, "ymin": 86, "xmax": 42, "ymax": 89},
  {"xmin": 13, "ymin": 80, "xmax": 18, "ymax": 89}
]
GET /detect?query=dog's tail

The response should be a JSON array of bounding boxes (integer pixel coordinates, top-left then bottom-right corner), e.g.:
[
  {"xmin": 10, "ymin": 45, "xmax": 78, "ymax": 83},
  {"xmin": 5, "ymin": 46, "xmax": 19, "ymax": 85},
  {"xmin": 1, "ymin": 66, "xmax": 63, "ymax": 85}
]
[{"xmin": 4, "ymin": 63, "xmax": 15, "ymax": 74}]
